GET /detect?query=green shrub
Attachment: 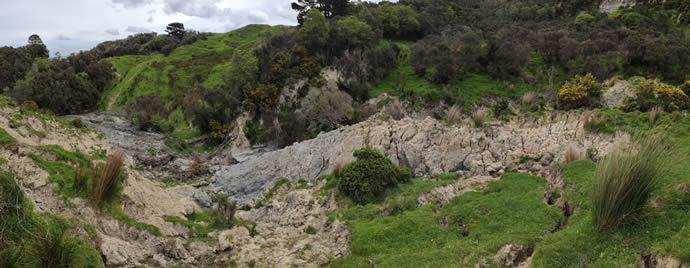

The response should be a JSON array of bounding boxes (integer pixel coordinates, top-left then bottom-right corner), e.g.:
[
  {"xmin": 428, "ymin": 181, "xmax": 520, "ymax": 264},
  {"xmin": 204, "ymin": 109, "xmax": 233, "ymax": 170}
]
[
  {"xmin": 337, "ymin": 147, "xmax": 411, "ymax": 204},
  {"xmin": 212, "ymin": 194, "xmax": 236, "ymax": 228},
  {"xmin": 592, "ymin": 135, "xmax": 670, "ymax": 230},
  {"xmin": 304, "ymin": 225, "xmax": 317, "ymax": 235},
  {"xmin": 490, "ymin": 98, "xmax": 514, "ymax": 120},
  {"xmin": 20, "ymin": 100, "xmax": 39, "ymax": 113},
  {"xmin": 70, "ymin": 118, "xmax": 84, "ymax": 129}
]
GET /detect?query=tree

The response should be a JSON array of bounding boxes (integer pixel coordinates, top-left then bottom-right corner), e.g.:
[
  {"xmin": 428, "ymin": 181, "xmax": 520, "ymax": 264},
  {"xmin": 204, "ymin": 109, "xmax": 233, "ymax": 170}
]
[
  {"xmin": 165, "ymin": 22, "xmax": 186, "ymax": 39},
  {"xmin": 373, "ymin": 3, "xmax": 420, "ymax": 40},
  {"xmin": 298, "ymin": 9, "xmax": 330, "ymax": 52},
  {"xmin": 28, "ymin": 34, "xmax": 43, "ymax": 45},
  {"xmin": 26, "ymin": 34, "xmax": 49, "ymax": 59},
  {"xmin": 335, "ymin": 16, "xmax": 377, "ymax": 50},
  {"xmin": 0, "ymin": 46, "xmax": 33, "ymax": 90},
  {"xmin": 292, "ymin": 0, "xmax": 350, "ymax": 25}
]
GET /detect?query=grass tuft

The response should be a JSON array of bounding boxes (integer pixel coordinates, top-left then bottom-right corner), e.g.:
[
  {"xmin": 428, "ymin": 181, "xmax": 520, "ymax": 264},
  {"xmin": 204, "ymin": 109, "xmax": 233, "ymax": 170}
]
[
  {"xmin": 565, "ymin": 145, "xmax": 584, "ymax": 164},
  {"xmin": 472, "ymin": 110, "xmax": 487, "ymax": 128},
  {"xmin": 446, "ymin": 104, "xmax": 463, "ymax": 125},
  {"xmin": 648, "ymin": 106, "xmax": 663, "ymax": 127},
  {"xmin": 92, "ymin": 151, "xmax": 125, "ymax": 205},
  {"xmin": 591, "ymin": 135, "xmax": 671, "ymax": 230}
]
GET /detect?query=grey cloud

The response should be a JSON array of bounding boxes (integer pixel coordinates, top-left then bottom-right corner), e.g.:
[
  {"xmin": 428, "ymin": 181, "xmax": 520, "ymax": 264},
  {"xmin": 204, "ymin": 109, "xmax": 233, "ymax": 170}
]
[
  {"xmin": 105, "ymin": 28, "xmax": 120, "ymax": 35},
  {"xmin": 147, "ymin": 9, "xmax": 156, "ymax": 14},
  {"xmin": 56, "ymin": 34, "xmax": 71, "ymax": 40},
  {"xmin": 112, "ymin": 0, "xmax": 152, "ymax": 8},
  {"xmin": 163, "ymin": 0, "xmax": 232, "ymax": 20},
  {"xmin": 147, "ymin": 16, "xmax": 153, "ymax": 23},
  {"xmin": 126, "ymin": 26, "xmax": 152, "ymax": 33},
  {"xmin": 246, "ymin": 10, "xmax": 269, "ymax": 23}
]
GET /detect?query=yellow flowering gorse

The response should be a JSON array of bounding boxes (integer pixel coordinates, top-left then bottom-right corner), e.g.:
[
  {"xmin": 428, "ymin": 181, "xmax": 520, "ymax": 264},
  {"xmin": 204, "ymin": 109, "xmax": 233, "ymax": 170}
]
[{"xmin": 558, "ymin": 73, "xmax": 602, "ymax": 109}]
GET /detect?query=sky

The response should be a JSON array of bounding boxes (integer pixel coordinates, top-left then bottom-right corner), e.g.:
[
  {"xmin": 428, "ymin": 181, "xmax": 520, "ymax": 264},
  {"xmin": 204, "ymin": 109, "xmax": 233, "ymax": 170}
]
[{"xmin": 0, "ymin": 0, "xmax": 301, "ymax": 56}]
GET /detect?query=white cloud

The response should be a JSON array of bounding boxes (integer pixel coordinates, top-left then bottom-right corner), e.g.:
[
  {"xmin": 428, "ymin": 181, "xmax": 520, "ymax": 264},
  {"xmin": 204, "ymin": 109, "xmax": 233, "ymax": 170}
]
[
  {"xmin": 112, "ymin": 0, "xmax": 152, "ymax": 8},
  {"xmin": 163, "ymin": 0, "xmax": 232, "ymax": 20}
]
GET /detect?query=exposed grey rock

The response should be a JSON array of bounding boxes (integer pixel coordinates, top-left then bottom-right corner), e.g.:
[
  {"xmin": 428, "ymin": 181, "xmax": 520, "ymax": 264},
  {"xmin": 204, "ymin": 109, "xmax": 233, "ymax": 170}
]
[
  {"xmin": 602, "ymin": 78, "xmax": 637, "ymax": 108},
  {"xmin": 599, "ymin": 0, "xmax": 635, "ymax": 13},
  {"xmin": 211, "ymin": 112, "xmax": 622, "ymax": 205},
  {"xmin": 193, "ymin": 190, "xmax": 213, "ymax": 209}
]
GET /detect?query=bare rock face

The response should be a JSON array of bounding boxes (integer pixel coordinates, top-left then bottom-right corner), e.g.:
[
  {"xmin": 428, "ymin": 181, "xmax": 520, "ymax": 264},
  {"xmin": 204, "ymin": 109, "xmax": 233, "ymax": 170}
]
[
  {"xmin": 216, "ymin": 184, "xmax": 350, "ymax": 267},
  {"xmin": 599, "ymin": 0, "xmax": 635, "ymax": 13},
  {"xmin": 211, "ymin": 111, "xmax": 623, "ymax": 205},
  {"xmin": 602, "ymin": 78, "xmax": 637, "ymax": 108}
]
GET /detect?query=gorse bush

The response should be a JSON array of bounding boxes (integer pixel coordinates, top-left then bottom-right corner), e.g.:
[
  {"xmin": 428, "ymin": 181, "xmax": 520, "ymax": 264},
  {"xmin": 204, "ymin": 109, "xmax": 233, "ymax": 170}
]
[
  {"xmin": 337, "ymin": 147, "xmax": 411, "ymax": 204},
  {"xmin": 591, "ymin": 135, "xmax": 671, "ymax": 230},
  {"xmin": 558, "ymin": 73, "xmax": 602, "ymax": 110},
  {"xmin": 655, "ymin": 83, "xmax": 689, "ymax": 112}
]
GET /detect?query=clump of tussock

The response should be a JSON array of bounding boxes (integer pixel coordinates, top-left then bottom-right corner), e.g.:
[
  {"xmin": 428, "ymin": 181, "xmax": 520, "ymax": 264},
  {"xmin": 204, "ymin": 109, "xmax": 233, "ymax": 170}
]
[
  {"xmin": 521, "ymin": 92, "xmax": 538, "ymax": 105},
  {"xmin": 564, "ymin": 145, "xmax": 584, "ymax": 164},
  {"xmin": 446, "ymin": 104, "xmax": 463, "ymax": 125},
  {"xmin": 583, "ymin": 112, "xmax": 607, "ymax": 132},
  {"xmin": 332, "ymin": 161, "xmax": 345, "ymax": 178},
  {"xmin": 472, "ymin": 110, "xmax": 488, "ymax": 128},
  {"xmin": 648, "ymin": 106, "xmax": 663, "ymax": 127},
  {"xmin": 591, "ymin": 135, "xmax": 672, "ymax": 230},
  {"xmin": 91, "ymin": 151, "xmax": 125, "ymax": 205}
]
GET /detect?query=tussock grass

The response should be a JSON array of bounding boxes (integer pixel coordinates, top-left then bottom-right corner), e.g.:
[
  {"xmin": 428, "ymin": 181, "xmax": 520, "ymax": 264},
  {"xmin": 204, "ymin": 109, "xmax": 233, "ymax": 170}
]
[
  {"xmin": 591, "ymin": 135, "xmax": 671, "ymax": 230},
  {"xmin": 649, "ymin": 106, "xmax": 663, "ymax": 127},
  {"xmin": 91, "ymin": 151, "xmax": 125, "ymax": 205},
  {"xmin": 472, "ymin": 109, "xmax": 487, "ymax": 128},
  {"xmin": 565, "ymin": 145, "xmax": 584, "ymax": 163},
  {"xmin": 332, "ymin": 161, "xmax": 345, "ymax": 178},
  {"xmin": 446, "ymin": 104, "xmax": 463, "ymax": 125},
  {"xmin": 521, "ymin": 91, "xmax": 538, "ymax": 105}
]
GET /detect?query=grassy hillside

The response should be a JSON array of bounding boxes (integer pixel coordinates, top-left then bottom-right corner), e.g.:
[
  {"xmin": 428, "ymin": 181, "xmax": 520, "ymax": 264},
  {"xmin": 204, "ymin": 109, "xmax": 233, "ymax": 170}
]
[
  {"xmin": 100, "ymin": 25, "xmax": 284, "ymax": 140},
  {"xmin": 329, "ymin": 112, "xmax": 690, "ymax": 267}
]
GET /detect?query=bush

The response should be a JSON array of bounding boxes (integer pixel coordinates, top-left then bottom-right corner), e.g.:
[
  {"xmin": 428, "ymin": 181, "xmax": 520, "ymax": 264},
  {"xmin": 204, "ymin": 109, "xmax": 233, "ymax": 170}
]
[
  {"xmin": 70, "ymin": 118, "xmax": 83, "ymax": 129},
  {"xmin": 212, "ymin": 194, "xmax": 236, "ymax": 228},
  {"xmin": 591, "ymin": 135, "xmax": 670, "ymax": 230},
  {"xmin": 655, "ymin": 83, "xmax": 689, "ymax": 111},
  {"xmin": 680, "ymin": 80, "xmax": 690, "ymax": 96},
  {"xmin": 337, "ymin": 147, "xmax": 411, "ymax": 204},
  {"xmin": 558, "ymin": 73, "xmax": 602, "ymax": 110},
  {"xmin": 490, "ymin": 98, "xmax": 514, "ymax": 120},
  {"xmin": 20, "ymin": 100, "xmax": 39, "ymax": 113}
]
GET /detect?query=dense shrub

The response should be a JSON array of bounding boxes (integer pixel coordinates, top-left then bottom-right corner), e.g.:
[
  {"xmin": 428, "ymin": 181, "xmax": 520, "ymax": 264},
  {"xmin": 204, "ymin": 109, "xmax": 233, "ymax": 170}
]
[
  {"xmin": 337, "ymin": 147, "xmax": 411, "ymax": 204},
  {"xmin": 126, "ymin": 94, "xmax": 167, "ymax": 131},
  {"xmin": 558, "ymin": 73, "xmax": 602, "ymax": 110},
  {"xmin": 0, "ymin": 46, "xmax": 33, "ymax": 91},
  {"xmin": 592, "ymin": 135, "xmax": 670, "ymax": 230},
  {"xmin": 490, "ymin": 98, "xmax": 514, "ymax": 120},
  {"xmin": 655, "ymin": 83, "xmax": 689, "ymax": 111}
]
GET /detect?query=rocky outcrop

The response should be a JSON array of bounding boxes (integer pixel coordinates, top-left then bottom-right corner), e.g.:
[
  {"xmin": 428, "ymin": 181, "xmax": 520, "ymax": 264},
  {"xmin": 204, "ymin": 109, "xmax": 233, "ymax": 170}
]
[
  {"xmin": 599, "ymin": 0, "xmax": 635, "ymax": 13},
  {"xmin": 214, "ymin": 183, "xmax": 350, "ymax": 267},
  {"xmin": 603, "ymin": 78, "xmax": 637, "ymax": 108},
  {"xmin": 211, "ymin": 111, "xmax": 623, "ymax": 205}
]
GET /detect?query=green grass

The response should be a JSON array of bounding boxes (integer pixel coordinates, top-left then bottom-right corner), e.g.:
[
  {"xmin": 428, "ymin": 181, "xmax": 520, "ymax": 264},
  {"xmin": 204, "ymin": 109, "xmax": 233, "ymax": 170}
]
[
  {"xmin": 531, "ymin": 116, "xmax": 690, "ymax": 266},
  {"xmin": 333, "ymin": 173, "xmax": 562, "ymax": 267},
  {"xmin": 0, "ymin": 171, "xmax": 103, "ymax": 267},
  {"xmin": 30, "ymin": 145, "xmax": 162, "ymax": 237},
  {"xmin": 264, "ymin": 178, "xmax": 290, "ymax": 201},
  {"xmin": 100, "ymin": 24, "xmax": 283, "ymax": 140},
  {"xmin": 0, "ymin": 127, "xmax": 17, "ymax": 144}
]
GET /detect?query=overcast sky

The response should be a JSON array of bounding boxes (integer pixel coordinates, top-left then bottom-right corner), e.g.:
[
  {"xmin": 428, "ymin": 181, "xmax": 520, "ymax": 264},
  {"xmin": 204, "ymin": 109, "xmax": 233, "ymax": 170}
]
[{"xmin": 0, "ymin": 0, "xmax": 302, "ymax": 56}]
